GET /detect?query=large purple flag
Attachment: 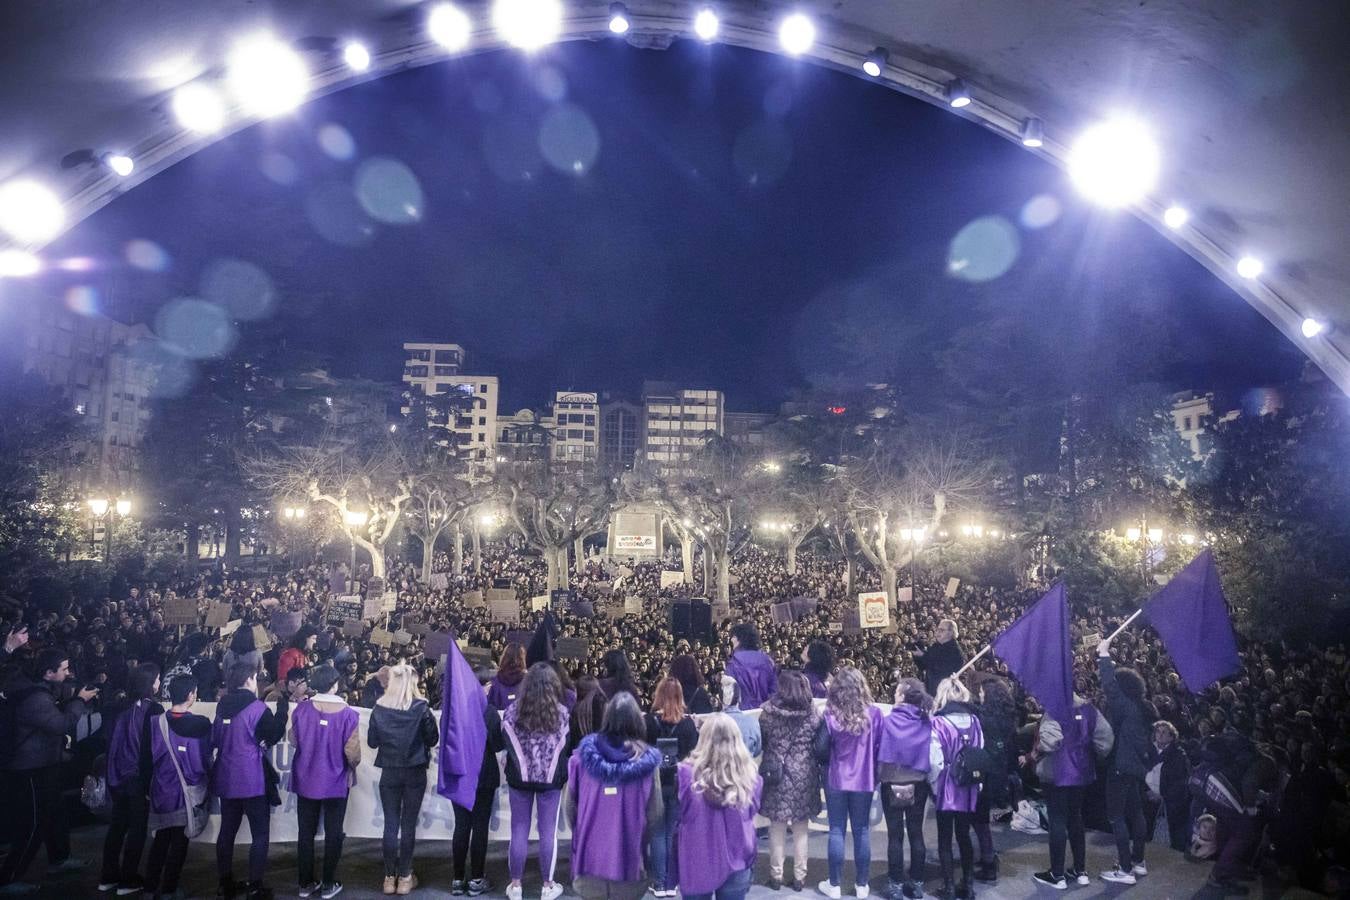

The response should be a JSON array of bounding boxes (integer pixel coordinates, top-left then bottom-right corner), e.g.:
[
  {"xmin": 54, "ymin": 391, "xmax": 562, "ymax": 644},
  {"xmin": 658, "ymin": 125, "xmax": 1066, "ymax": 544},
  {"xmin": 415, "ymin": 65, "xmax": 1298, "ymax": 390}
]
[
  {"xmin": 991, "ymin": 583, "xmax": 1074, "ymax": 725},
  {"xmin": 1144, "ymin": 549, "xmax": 1240, "ymax": 692},
  {"xmin": 437, "ymin": 637, "xmax": 487, "ymax": 808}
]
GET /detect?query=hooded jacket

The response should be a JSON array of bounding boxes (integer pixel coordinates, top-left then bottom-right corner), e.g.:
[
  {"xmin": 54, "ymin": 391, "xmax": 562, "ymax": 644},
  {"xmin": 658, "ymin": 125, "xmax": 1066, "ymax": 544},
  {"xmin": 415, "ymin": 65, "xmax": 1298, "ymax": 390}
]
[{"xmin": 565, "ymin": 733, "xmax": 664, "ymax": 883}]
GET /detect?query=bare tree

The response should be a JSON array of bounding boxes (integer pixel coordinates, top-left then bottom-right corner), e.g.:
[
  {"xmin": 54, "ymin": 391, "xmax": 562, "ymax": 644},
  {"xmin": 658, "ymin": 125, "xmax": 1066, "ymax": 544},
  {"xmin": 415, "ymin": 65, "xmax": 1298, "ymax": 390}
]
[{"xmin": 502, "ymin": 466, "xmax": 615, "ymax": 591}]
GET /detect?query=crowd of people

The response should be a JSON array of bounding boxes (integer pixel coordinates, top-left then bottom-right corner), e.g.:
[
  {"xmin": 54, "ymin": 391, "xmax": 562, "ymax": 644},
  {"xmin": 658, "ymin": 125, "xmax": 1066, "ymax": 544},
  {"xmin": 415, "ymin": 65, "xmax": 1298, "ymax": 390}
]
[{"xmin": 0, "ymin": 541, "xmax": 1347, "ymax": 899}]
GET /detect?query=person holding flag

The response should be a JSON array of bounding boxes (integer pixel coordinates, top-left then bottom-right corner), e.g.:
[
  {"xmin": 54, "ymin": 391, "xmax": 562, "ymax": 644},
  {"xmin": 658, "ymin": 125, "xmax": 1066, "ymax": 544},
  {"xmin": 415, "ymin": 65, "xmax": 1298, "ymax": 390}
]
[
  {"xmin": 436, "ymin": 634, "xmax": 494, "ymax": 897},
  {"xmin": 1095, "ymin": 634, "xmax": 1156, "ymax": 885}
]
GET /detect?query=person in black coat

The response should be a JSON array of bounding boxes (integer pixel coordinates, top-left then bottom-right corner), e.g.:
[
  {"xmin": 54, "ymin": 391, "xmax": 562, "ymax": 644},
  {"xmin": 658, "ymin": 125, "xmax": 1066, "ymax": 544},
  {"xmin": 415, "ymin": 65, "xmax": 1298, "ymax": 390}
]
[
  {"xmin": 914, "ymin": 619, "xmax": 965, "ymax": 697},
  {"xmin": 451, "ymin": 693, "xmax": 505, "ymax": 896},
  {"xmin": 1097, "ymin": 635, "xmax": 1153, "ymax": 884},
  {"xmin": 1143, "ymin": 720, "xmax": 1192, "ymax": 852}
]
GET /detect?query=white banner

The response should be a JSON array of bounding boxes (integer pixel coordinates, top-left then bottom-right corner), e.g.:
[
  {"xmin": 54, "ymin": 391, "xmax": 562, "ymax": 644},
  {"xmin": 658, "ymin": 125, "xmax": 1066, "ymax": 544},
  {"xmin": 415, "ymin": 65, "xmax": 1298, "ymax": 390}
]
[
  {"xmin": 857, "ymin": 591, "xmax": 891, "ymax": 629},
  {"xmin": 659, "ymin": 571, "xmax": 685, "ymax": 588}
]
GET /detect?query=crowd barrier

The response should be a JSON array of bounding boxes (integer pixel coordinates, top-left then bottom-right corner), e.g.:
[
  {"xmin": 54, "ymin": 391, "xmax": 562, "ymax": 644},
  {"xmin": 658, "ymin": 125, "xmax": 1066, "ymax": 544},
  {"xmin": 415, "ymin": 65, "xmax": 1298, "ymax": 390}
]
[{"xmin": 188, "ymin": 700, "xmax": 902, "ymax": 843}]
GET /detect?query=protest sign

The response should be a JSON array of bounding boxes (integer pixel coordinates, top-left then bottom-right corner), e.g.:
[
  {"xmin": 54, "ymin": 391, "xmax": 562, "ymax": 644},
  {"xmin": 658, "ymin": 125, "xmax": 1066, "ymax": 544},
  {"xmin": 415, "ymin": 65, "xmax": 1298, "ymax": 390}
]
[
  {"xmin": 205, "ymin": 602, "xmax": 232, "ymax": 628},
  {"xmin": 660, "ymin": 571, "xmax": 684, "ymax": 588},
  {"xmin": 422, "ymin": 631, "xmax": 452, "ymax": 662},
  {"xmin": 945, "ymin": 578, "xmax": 961, "ymax": 599},
  {"xmin": 326, "ymin": 596, "xmax": 363, "ymax": 627},
  {"xmin": 858, "ymin": 591, "xmax": 891, "ymax": 629},
  {"xmin": 162, "ymin": 598, "xmax": 198, "ymax": 626},
  {"xmin": 270, "ymin": 610, "xmax": 303, "ymax": 641},
  {"xmin": 489, "ymin": 589, "xmax": 519, "ymax": 623},
  {"xmin": 556, "ymin": 637, "xmax": 589, "ymax": 660},
  {"xmin": 251, "ymin": 624, "xmax": 272, "ymax": 652}
]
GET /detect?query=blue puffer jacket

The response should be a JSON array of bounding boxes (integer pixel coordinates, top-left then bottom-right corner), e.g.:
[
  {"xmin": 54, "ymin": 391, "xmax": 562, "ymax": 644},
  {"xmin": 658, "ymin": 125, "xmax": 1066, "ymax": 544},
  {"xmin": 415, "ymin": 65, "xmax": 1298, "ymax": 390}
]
[{"xmin": 578, "ymin": 732, "xmax": 662, "ymax": 781}]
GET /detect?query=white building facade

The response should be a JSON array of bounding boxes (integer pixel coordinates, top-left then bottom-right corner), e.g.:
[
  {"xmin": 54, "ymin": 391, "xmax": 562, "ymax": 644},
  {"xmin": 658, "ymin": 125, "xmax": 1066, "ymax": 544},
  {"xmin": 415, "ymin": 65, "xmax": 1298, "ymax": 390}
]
[
  {"xmin": 550, "ymin": 391, "xmax": 599, "ymax": 468},
  {"xmin": 642, "ymin": 382, "xmax": 725, "ymax": 471},
  {"xmin": 400, "ymin": 342, "xmax": 497, "ymax": 463}
]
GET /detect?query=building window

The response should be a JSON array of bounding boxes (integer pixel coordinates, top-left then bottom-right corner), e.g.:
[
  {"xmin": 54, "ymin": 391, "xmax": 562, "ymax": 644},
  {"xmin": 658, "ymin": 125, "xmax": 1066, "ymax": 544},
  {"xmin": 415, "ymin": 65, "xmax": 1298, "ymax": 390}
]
[
  {"xmin": 479, "ymin": 383, "xmax": 488, "ymax": 393},
  {"xmin": 568, "ymin": 429, "xmax": 583, "ymax": 439},
  {"xmin": 478, "ymin": 416, "xmax": 486, "ymax": 426},
  {"xmin": 1183, "ymin": 416, "xmax": 1193, "ymax": 430},
  {"xmin": 585, "ymin": 430, "xmax": 595, "ymax": 442},
  {"xmin": 584, "ymin": 414, "xmax": 595, "ymax": 426},
  {"xmin": 410, "ymin": 349, "xmax": 431, "ymax": 361}
]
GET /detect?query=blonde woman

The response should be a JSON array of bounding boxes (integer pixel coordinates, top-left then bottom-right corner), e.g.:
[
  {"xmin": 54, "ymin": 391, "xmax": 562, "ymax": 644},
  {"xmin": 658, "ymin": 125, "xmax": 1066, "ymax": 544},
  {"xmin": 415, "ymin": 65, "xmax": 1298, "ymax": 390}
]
[
  {"xmin": 676, "ymin": 715, "xmax": 762, "ymax": 900},
  {"xmin": 818, "ymin": 666, "xmax": 883, "ymax": 899},
  {"xmin": 929, "ymin": 677, "xmax": 984, "ymax": 900},
  {"xmin": 367, "ymin": 664, "xmax": 439, "ymax": 895}
]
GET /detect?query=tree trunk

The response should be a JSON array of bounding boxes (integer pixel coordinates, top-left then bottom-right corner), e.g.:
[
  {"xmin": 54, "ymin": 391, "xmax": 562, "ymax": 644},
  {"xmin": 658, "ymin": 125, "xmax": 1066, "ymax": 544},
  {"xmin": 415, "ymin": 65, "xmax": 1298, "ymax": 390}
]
[
  {"xmin": 556, "ymin": 546, "xmax": 572, "ymax": 589},
  {"xmin": 224, "ymin": 509, "xmax": 242, "ymax": 563},
  {"xmin": 351, "ymin": 533, "xmax": 387, "ymax": 581},
  {"xmin": 452, "ymin": 524, "xmax": 464, "ymax": 574},
  {"xmin": 420, "ymin": 534, "xmax": 435, "ymax": 583},
  {"xmin": 546, "ymin": 546, "xmax": 571, "ymax": 591},
  {"xmin": 573, "ymin": 535, "xmax": 585, "ymax": 570},
  {"xmin": 786, "ymin": 540, "xmax": 798, "ymax": 576},
  {"xmin": 681, "ymin": 537, "xmax": 694, "ymax": 584},
  {"xmin": 882, "ymin": 566, "xmax": 897, "ymax": 606},
  {"xmin": 717, "ymin": 548, "xmax": 731, "ymax": 603},
  {"xmin": 702, "ymin": 545, "xmax": 711, "ymax": 594},
  {"xmin": 844, "ymin": 555, "xmax": 854, "ymax": 594},
  {"xmin": 185, "ymin": 522, "xmax": 200, "ymax": 562},
  {"xmin": 471, "ymin": 525, "xmax": 482, "ymax": 574}
]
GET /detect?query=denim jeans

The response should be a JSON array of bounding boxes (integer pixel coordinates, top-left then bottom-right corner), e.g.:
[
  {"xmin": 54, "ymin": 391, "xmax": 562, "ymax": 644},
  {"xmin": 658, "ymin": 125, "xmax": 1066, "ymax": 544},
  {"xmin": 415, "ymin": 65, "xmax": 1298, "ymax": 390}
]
[
  {"xmin": 378, "ymin": 768, "xmax": 426, "ymax": 878},
  {"xmin": 681, "ymin": 865, "xmax": 754, "ymax": 900},
  {"xmin": 935, "ymin": 810, "xmax": 975, "ymax": 885},
  {"xmin": 825, "ymin": 788, "xmax": 874, "ymax": 887},
  {"xmin": 217, "ymin": 795, "xmax": 271, "ymax": 884},
  {"xmin": 1104, "ymin": 772, "xmax": 1147, "ymax": 870},
  {"xmin": 648, "ymin": 791, "xmax": 680, "ymax": 891}
]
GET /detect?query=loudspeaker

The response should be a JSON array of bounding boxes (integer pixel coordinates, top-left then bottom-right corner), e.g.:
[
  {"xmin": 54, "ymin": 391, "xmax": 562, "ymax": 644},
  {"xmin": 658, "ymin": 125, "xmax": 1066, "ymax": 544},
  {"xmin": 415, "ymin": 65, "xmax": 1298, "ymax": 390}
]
[
  {"xmin": 689, "ymin": 597, "xmax": 712, "ymax": 636},
  {"xmin": 670, "ymin": 599, "xmax": 692, "ymax": 637}
]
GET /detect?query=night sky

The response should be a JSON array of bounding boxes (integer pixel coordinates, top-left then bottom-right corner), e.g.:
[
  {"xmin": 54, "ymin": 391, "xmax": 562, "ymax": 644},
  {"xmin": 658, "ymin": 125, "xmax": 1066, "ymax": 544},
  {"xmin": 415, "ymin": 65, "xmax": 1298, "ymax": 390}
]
[{"xmin": 43, "ymin": 39, "xmax": 1303, "ymax": 412}]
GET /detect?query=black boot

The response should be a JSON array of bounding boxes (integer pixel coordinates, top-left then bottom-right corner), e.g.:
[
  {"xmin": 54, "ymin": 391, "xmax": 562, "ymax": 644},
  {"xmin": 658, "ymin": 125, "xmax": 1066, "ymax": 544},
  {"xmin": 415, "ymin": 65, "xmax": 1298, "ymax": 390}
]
[
  {"xmin": 938, "ymin": 879, "xmax": 955, "ymax": 900},
  {"xmin": 217, "ymin": 877, "xmax": 238, "ymax": 900},
  {"xmin": 245, "ymin": 882, "xmax": 273, "ymax": 900},
  {"xmin": 974, "ymin": 855, "xmax": 998, "ymax": 883}
]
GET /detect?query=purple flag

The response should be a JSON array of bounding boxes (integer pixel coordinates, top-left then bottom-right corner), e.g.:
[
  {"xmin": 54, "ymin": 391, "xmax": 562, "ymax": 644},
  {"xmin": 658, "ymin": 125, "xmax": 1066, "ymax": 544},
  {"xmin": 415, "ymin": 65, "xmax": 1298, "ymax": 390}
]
[
  {"xmin": 1144, "ymin": 549, "xmax": 1240, "ymax": 692},
  {"xmin": 437, "ymin": 637, "xmax": 487, "ymax": 808},
  {"xmin": 991, "ymin": 583, "xmax": 1074, "ymax": 725}
]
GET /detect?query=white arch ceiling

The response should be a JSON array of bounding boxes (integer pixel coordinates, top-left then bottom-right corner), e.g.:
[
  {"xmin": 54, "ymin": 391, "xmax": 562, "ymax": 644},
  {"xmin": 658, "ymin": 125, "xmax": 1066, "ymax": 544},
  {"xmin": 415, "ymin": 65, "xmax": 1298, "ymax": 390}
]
[{"xmin": 2, "ymin": 1, "xmax": 1348, "ymax": 390}]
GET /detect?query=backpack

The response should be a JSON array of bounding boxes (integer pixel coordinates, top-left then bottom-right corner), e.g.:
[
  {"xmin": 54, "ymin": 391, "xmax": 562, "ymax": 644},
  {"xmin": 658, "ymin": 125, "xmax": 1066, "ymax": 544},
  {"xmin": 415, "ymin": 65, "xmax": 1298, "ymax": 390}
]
[
  {"xmin": 656, "ymin": 720, "xmax": 680, "ymax": 781},
  {"xmin": 945, "ymin": 719, "xmax": 993, "ymax": 788}
]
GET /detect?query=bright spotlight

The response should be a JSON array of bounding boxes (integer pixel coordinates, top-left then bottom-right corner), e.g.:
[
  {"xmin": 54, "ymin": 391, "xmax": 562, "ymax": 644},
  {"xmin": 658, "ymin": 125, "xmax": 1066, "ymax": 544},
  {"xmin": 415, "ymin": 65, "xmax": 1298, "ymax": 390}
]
[
  {"xmin": 493, "ymin": 0, "xmax": 563, "ymax": 50},
  {"xmin": 428, "ymin": 4, "xmax": 472, "ymax": 50},
  {"xmin": 1236, "ymin": 256, "xmax": 1264, "ymax": 280},
  {"xmin": 0, "ymin": 180, "xmax": 65, "ymax": 244},
  {"xmin": 1019, "ymin": 117, "xmax": 1043, "ymax": 148},
  {"xmin": 778, "ymin": 13, "xmax": 815, "ymax": 56},
  {"xmin": 1067, "ymin": 117, "xmax": 1160, "ymax": 208},
  {"xmin": 862, "ymin": 47, "xmax": 888, "ymax": 78},
  {"xmin": 1301, "ymin": 317, "xmax": 1327, "ymax": 338},
  {"xmin": 172, "ymin": 82, "xmax": 226, "ymax": 134},
  {"xmin": 609, "ymin": 2, "xmax": 630, "ymax": 33},
  {"xmin": 227, "ymin": 36, "xmax": 310, "ymax": 118},
  {"xmin": 1163, "ymin": 205, "xmax": 1189, "ymax": 230},
  {"xmin": 693, "ymin": 8, "xmax": 719, "ymax": 40},
  {"xmin": 0, "ymin": 249, "xmax": 41, "ymax": 278},
  {"xmin": 343, "ymin": 42, "xmax": 372, "ymax": 71},
  {"xmin": 945, "ymin": 78, "xmax": 971, "ymax": 108},
  {"xmin": 103, "ymin": 154, "xmax": 135, "ymax": 177}
]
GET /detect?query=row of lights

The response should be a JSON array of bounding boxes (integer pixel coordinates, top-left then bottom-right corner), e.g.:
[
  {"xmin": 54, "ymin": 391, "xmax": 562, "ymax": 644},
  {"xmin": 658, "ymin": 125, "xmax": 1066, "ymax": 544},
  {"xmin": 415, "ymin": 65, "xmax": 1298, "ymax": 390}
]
[
  {"xmin": 1123, "ymin": 526, "xmax": 1200, "ymax": 546},
  {"xmin": 88, "ymin": 497, "xmax": 133, "ymax": 517},
  {"xmin": 0, "ymin": 0, "xmax": 1335, "ymax": 342}
]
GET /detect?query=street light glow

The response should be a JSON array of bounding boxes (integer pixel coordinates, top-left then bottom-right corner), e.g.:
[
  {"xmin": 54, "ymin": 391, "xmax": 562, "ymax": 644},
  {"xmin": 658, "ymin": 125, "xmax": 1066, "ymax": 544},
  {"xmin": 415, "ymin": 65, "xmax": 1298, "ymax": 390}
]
[
  {"xmin": 1067, "ymin": 117, "xmax": 1160, "ymax": 208},
  {"xmin": 428, "ymin": 4, "xmax": 472, "ymax": 50},
  {"xmin": 778, "ymin": 13, "xmax": 815, "ymax": 55},
  {"xmin": 1148, "ymin": 527, "xmax": 1163, "ymax": 542},
  {"xmin": 693, "ymin": 8, "xmax": 719, "ymax": 40},
  {"xmin": 227, "ymin": 35, "xmax": 310, "ymax": 118},
  {"xmin": 116, "ymin": 499, "xmax": 132, "ymax": 517},
  {"xmin": 88, "ymin": 498, "xmax": 109, "ymax": 517},
  {"xmin": 609, "ymin": 2, "xmax": 630, "ymax": 34},
  {"xmin": 493, "ymin": 0, "xmax": 563, "ymax": 50},
  {"xmin": 103, "ymin": 153, "xmax": 135, "ymax": 177},
  {"xmin": 1126, "ymin": 526, "xmax": 1142, "ymax": 541},
  {"xmin": 344, "ymin": 509, "xmax": 369, "ymax": 527},
  {"xmin": 0, "ymin": 180, "xmax": 66, "ymax": 244}
]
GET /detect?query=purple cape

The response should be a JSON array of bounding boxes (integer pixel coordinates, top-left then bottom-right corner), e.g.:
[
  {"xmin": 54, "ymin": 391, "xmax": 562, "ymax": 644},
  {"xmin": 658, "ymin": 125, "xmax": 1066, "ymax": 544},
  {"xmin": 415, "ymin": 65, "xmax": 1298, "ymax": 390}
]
[{"xmin": 877, "ymin": 704, "xmax": 931, "ymax": 772}]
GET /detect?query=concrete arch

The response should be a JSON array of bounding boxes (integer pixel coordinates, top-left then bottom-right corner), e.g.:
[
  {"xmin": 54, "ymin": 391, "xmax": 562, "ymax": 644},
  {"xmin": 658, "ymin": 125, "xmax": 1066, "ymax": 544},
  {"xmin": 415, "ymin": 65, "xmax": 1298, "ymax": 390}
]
[{"xmin": 1, "ymin": 1, "xmax": 1347, "ymax": 389}]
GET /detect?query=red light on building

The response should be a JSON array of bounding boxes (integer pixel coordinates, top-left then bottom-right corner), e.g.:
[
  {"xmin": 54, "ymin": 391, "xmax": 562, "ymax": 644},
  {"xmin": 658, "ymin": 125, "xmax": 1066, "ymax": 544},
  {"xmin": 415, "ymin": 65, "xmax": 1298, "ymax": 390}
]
[{"xmin": 827, "ymin": 406, "xmax": 847, "ymax": 415}]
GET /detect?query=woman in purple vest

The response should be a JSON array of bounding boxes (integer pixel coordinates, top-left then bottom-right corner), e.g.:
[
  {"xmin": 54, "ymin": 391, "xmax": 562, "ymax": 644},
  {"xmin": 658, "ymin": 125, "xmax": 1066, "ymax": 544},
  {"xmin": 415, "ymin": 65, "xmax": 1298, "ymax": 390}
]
[
  {"xmin": 675, "ymin": 713, "xmax": 763, "ymax": 900},
  {"xmin": 487, "ymin": 643, "xmax": 527, "ymax": 712},
  {"xmin": 725, "ymin": 624, "xmax": 777, "ymax": 712},
  {"xmin": 501, "ymin": 663, "xmax": 571, "ymax": 900},
  {"xmin": 565, "ymin": 691, "xmax": 664, "ymax": 900},
  {"xmin": 818, "ymin": 666, "xmax": 882, "ymax": 900},
  {"xmin": 1030, "ymin": 695, "xmax": 1114, "ymax": 890},
  {"xmin": 367, "ymin": 663, "xmax": 439, "ymax": 895},
  {"xmin": 99, "ymin": 662, "xmax": 162, "ymax": 895},
  {"xmin": 289, "ymin": 664, "xmax": 361, "ymax": 899},
  {"xmin": 877, "ymin": 678, "xmax": 939, "ymax": 900},
  {"xmin": 144, "ymin": 673, "xmax": 211, "ymax": 900},
  {"xmin": 929, "ymin": 677, "xmax": 984, "ymax": 900},
  {"xmin": 212, "ymin": 662, "xmax": 293, "ymax": 900}
]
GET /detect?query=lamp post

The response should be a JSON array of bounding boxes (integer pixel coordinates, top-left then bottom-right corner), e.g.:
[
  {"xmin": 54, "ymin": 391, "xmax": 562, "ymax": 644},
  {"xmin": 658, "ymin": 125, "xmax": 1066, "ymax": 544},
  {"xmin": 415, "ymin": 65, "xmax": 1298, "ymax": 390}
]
[
  {"xmin": 344, "ymin": 509, "xmax": 369, "ymax": 590},
  {"xmin": 88, "ymin": 496, "xmax": 132, "ymax": 561},
  {"xmin": 1124, "ymin": 517, "xmax": 1164, "ymax": 584},
  {"xmin": 899, "ymin": 526, "xmax": 927, "ymax": 600}
]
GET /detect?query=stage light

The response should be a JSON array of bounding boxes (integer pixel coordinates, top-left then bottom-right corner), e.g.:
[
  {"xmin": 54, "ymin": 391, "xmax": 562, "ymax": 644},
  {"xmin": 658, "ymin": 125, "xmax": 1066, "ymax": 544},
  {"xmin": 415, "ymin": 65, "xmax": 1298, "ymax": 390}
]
[
  {"xmin": 0, "ymin": 180, "xmax": 65, "ymax": 244},
  {"xmin": 1067, "ymin": 117, "xmax": 1160, "ymax": 208},
  {"xmin": 778, "ymin": 13, "xmax": 815, "ymax": 55},
  {"xmin": 1163, "ymin": 205, "xmax": 1189, "ymax": 230},
  {"xmin": 693, "ymin": 8, "xmax": 719, "ymax": 40},
  {"xmin": 103, "ymin": 154, "xmax": 135, "ymax": 177},
  {"xmin": 172, "ymin": 82, "xmax": 226, "ymax": 133},
  {"xmin": 609, "ymin": 2, "xmax": 630, "ymax": 34},
  {"xmin": 428, "ymin": 4, "xmax": 472, "ymax": 50},
  {"xmin": 1301, "ymin": 317, "xmax": 1327, "ymax": 338},
  {"xmin": 946, "ymin": 78, "xmax": 971, "ymax": 108},
  {"xmin": 227, "ymin": 35, "xmax": 309, "ymax": 118},
  {"xmin": 1020, "ymin": 117, "xmax": 1043, "ymax": 147},
  {"xmin": 862, "ymin": 48, "xmax": 888, "ymax": 78},
  {"xmin": 1236, "ymin": 256, "xmax": 1263, "ymax": 279},
  {"xmin": 343, "ymin": 42, "xmax": 371, "ymax": 71},
  {"xmin": 493, "ymin": 0, "xmax": 563, "ymax": 50},
  {"xmin": 0, "ymin": 249, "xmax": 41, "ymax": 277}
]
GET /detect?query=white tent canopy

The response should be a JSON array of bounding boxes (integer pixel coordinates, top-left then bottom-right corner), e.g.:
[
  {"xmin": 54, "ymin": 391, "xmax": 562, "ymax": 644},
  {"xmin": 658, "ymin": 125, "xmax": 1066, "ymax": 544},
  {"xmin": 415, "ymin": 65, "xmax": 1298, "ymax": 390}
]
[{"xmin": 2, "ymin": 1, "xmax": 1347, "ymax": 389}]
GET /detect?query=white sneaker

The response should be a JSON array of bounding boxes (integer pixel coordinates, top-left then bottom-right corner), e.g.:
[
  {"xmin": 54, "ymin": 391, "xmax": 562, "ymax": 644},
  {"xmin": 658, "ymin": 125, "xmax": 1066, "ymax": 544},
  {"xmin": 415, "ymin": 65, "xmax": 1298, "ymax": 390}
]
[
  {"xmin": 507, "ymin": 884, "xmax": 523, "ymax": 900},
  {"xmin": 818, "ymin": 881, "xmax": 842, "ymax": 900},
  {"xmin": 1131, "ymin": 863, "xmax": 1148, "ymax": 877},
  {"xmin": 856, "ymin": 887, "xmax": 870, "ymax": 899},
  {"xmin": 1100, "ymin": 868, "xmax": 1136, "ymax": 885},
  {"xmin": 541, "ymin": 883, "xmax": 564, "ymax": 900},
  {"xmin": 1073, "ymin": 871, "xmax": 1090, "ymax": 887}
]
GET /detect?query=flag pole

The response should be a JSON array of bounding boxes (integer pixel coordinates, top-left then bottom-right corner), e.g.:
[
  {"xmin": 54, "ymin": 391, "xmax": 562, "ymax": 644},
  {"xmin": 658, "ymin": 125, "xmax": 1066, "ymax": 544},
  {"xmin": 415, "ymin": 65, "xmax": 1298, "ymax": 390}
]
[
  {"xmin": 954, "ymin": 643, "xmax": 992, "ymax": 677},
  {"xmin": 1105, "ymin": 608, "xmax": 1144, "ymax": 642}
]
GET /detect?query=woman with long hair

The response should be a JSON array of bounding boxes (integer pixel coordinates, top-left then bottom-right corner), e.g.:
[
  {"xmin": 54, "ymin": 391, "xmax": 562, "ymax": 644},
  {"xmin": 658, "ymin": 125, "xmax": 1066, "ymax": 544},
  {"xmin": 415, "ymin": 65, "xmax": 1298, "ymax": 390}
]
[
  {"xmin": 367, "ymin": 664, "xmax": 439, "ymax": 895},
  {"xmin": 971, "ymin": 675, "xmax": 1018, "ymax": 884},
  {"xmin": 501, "ymin": 663, "xmax": 571, "ymax": 900},
  {"xmin": 726, "ymin": 623, "xmax": 777, "ymax": 711},
  {"xmin": 878, "ymin": 678, "xmax": 937, "ymax": 900},
  {"xmin": 566, "ymin": 692, "xmax": 665, "ymax": 900},
  {"xmin": 676, "ymin": 714, "xmax": 763, "ymax": 900},
  {"xmin": 818, "ymin": 666, "xmax": 883, "ymax": 899},
  {"xmin": 277, "ymin": 625, "xmax": 318, "ymax": 687},
  {"xmin": 930, "ymin": 677, "xmax": 984, "ymax": 900},
  {"xmin": 488, "ymin": 642, "xmax": 528, "ymax": 711},
  {"xmin": 645, "ymin": 677, "xmax": 699, "ymax": 897},
  {"xmin": 801, "ymin": 640, "xmax": 835, "ymax": 699},
  {"xmin": 100, "ymin": 662, "xmax": 162, "ymax": 895},
  {"xmin": 569, "ymin": 673, "xmax": 607, "ymax": 747},
  {"xmin": 1095, "ymin": 635, "xmax": 1154, "ymax": 885},
  {"xmin": 759, "ymin": 671, "xmax": 821, "ymax": 891},
  {"xmin": 599, "ymin": 650, "xmax": 639, "ymax": 701},
  {"xmin": 668, "ymin": 654, "xmax": 714, "ymax": 714}
]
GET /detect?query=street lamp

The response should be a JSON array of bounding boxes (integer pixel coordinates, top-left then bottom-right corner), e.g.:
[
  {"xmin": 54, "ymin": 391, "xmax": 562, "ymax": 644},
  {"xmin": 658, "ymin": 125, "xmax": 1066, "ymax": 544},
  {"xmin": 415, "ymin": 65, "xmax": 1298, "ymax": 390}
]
[
  {"xmin": 1123, "ymin": 517, "xmax": 1163, "ymax": 583},
  {"xmin": 899, "ymin": 526, "xmax": 926, "ymax": 599},
  {"xmin": 87, "ymin": 496, "xmax": 131, "ymax": 560},
  {"xmin": 343, "ymin": 509, "xmax": 369, "ymax": 588}
]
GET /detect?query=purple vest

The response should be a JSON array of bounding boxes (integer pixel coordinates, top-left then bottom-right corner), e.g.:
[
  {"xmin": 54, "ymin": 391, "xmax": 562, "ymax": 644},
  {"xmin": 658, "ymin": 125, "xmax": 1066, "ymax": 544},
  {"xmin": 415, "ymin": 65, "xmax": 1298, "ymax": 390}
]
[
  {"xmin": 149, "ymin": 713, "xmax": 211, "ymax": 814},
  {"xmin": 291, "ymin": 701, "xmax": 358, "ymax": 799},
  {"xmin": 805, "ymin": 671, "xmax": 829, "ymax": 700},
  {"xmin": 934, "ymin": 714, "xmax": 983, "ymax": 813},
  {"xmin": 107, "ymin": 700, "xmax": 152, "ymax": 790},
  {"xmin": 567, "ymin": 752, "xmax": 657, "ymax": 882},
  {"xmin": 676, "ymin": 763, "xmax": 762, "ymax": 895},
  {"xmin": 826, "ymin": 707, "xmax": 882, "ymax": 793},
  {"xmin": 1053, "ymin": 704, "xmax": 1098, "ymax": 787},
  {"xmin": 212, "ymin": 700, "xmax": 268, "ymax": 799},
  {"xmin": 726, "ymin": 650, "xmax": 777, "ymax": 711},
  {"xmin": 487, "ymin": 676, "xmax": 522, "ymax": 712}
]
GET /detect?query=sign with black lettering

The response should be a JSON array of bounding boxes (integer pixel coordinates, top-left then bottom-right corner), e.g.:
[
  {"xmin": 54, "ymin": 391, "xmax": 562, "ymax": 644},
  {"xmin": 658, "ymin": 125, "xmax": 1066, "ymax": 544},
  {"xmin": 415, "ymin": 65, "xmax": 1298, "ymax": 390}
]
[{"xmin": 326, "ymin": 596, "xmax": 363, "ymax": 626}]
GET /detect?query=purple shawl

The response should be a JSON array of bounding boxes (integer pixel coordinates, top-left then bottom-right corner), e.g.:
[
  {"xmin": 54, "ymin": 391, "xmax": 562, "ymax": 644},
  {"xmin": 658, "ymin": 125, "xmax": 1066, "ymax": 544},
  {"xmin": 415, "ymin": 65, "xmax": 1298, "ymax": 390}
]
[{"xmin": 878, "ymin": 704, "xmax": 932, "ymax": 772}]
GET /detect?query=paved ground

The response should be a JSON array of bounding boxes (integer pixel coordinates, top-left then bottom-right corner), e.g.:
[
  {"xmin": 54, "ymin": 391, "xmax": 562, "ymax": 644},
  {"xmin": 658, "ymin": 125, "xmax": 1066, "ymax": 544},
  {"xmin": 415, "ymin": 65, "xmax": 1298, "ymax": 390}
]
[{"xmin": 12, "ymin": 817, "xmax": 1253, "ymax": 900}]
